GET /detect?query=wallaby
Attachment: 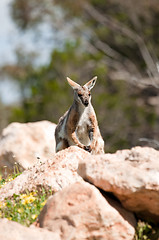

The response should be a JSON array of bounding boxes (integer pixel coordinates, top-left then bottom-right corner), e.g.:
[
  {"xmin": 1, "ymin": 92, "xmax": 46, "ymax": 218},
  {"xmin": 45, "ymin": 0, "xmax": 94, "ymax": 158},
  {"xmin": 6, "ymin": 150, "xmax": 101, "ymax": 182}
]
[{"xmin": 55, "ymin": 76, "xmax": 105, "ymax": 154}]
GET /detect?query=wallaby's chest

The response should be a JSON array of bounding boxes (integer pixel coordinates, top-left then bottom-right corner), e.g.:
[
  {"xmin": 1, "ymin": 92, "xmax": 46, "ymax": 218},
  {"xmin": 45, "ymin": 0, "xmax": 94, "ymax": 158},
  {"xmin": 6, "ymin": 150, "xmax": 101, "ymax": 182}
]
[{"xmin": 76, "ymin": 110, "xmax": 91, "ymax": 145}]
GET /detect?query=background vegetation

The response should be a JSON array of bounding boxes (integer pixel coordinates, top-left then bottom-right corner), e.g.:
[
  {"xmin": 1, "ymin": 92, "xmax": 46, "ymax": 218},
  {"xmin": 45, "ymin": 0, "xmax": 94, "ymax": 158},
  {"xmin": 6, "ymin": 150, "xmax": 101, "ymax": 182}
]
[{"xmin": 1, "ymin": 0, "xmax": 159, "ymax": 153}]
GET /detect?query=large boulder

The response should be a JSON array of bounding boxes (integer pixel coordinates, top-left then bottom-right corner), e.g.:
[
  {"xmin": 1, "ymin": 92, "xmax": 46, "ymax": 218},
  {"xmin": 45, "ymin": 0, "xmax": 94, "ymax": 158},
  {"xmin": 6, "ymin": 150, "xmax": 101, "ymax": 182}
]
[
  {"xmin": 0, "ymin": 147, "xmax": 85, "ymax": 201},
  {"xmin": 0, "ymin": 121, "xmax": 56, "ymax": 172},
  {"xmin": 35, "ymin": 181, "xmax": 136, "ymax": 240},
  {"xmin": 0, "ymin": 218, "xmax": 61, "ymax": 240},
  {"xmin": 78, "ymin": 146, "xmax": 159, "ymax": 222}
]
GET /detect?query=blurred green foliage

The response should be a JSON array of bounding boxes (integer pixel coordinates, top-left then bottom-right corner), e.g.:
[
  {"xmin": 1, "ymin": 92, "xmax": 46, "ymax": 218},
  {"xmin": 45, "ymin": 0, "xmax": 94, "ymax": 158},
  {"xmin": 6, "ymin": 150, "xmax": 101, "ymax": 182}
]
[{"xmin": 135, "ymin": 220, "xmax": 159, "ymax": 240}]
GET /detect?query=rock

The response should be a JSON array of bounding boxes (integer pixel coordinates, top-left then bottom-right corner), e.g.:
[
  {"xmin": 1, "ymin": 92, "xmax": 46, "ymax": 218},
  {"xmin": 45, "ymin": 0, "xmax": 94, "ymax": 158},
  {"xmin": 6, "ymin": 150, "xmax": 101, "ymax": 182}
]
[
  {"xmin": 0, "ymin": 147, "xmax": 86, "ymax": 201},
  {"xmin": 78, "ymin": 146, "xmax": 159, "ymax": 222},
  {"xmin": 36, "ymin": 181, "xmax": 136, "ymax": 240},
  {"xmin": 0, "ymin": 218, "xmax": 61, "ymax": 240},
  {"xmin": 0, "ymin": 121, "xmax": 56, "ymax": 173}
]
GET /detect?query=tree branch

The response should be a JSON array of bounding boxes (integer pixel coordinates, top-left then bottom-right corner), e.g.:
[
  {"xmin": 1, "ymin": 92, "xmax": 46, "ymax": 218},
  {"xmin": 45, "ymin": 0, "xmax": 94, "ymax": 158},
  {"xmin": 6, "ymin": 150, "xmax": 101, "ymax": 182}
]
[{"xmin": 83, "ymin": 3, "xmax": 159, "ymax": 80}]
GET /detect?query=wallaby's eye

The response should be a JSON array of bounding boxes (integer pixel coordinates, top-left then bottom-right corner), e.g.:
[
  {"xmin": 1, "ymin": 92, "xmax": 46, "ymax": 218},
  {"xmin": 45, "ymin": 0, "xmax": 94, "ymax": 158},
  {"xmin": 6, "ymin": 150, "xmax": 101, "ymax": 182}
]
[{"xmin": 78, "ymin": 93, "xmax": 82, "ymax": 97}]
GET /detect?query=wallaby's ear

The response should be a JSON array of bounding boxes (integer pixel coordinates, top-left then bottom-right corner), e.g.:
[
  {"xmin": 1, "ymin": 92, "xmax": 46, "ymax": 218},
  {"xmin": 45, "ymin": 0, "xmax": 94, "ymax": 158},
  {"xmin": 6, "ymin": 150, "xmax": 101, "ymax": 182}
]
[
  {"xmin": 67, "ymin": 77, "xmax": 80, "ymax": 89},
  {"xmin": 84, "ymin": 76, "xmax": 97, "ymax": 91}
]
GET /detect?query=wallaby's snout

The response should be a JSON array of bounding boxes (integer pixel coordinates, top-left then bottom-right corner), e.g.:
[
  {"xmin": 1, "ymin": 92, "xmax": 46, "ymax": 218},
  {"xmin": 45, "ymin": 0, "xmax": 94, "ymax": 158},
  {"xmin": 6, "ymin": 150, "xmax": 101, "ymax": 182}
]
[
  {"xmin": 84, "ymin": 99, "xmax": 89, "ymax": 107},
  {"xmin": 81, "ymin": 98, "xmax": 89, "ymax": 107},
  {"xmin": 77, "ymin": 89, "xmax": 90, "ymax": 107}
]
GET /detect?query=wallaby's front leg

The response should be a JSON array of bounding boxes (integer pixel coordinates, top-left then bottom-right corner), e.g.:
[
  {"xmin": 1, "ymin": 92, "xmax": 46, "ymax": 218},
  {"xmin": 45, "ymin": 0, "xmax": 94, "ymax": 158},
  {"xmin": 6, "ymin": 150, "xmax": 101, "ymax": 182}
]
[
  {"xmin": 88, "ymin": 115, "xmax": 98, "ymax": 151},
  {"xmin": 67, "ymin": 107, "xmax": 91, "ymax": 152},
  {"xmin": 71, "ymin": 131, "xmax": 91, "ymax": 152}
]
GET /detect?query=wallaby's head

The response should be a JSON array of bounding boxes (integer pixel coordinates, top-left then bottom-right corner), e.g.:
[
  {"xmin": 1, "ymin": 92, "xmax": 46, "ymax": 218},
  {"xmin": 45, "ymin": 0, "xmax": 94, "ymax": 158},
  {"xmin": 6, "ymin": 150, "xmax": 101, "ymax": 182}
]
[{"xmin": 67, "ymin": 76, "xmax": 97, "ymax": 107}]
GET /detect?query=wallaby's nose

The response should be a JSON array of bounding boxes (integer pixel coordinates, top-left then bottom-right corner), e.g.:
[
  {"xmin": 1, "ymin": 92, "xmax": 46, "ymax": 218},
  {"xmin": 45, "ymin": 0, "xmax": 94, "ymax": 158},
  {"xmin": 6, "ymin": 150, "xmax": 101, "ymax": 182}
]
[{"xmin": 84, "ymin": 100, "xmax": 89, "ymax": 107}]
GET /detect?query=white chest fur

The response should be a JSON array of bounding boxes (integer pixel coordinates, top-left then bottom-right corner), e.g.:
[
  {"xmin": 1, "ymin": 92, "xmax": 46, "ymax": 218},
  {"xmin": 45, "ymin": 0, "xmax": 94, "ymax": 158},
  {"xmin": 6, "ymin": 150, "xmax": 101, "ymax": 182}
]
[{"xmin": 76, "ymin": 108, "xmax": 91, "ymax": 145}]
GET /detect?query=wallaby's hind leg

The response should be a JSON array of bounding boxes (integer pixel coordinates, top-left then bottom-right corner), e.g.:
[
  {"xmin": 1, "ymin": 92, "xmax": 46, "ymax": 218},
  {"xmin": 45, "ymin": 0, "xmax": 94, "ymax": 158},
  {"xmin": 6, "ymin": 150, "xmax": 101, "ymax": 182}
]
[{"xmin": 56, "ymin": 138, "xmax": 69, "ymax": 153}]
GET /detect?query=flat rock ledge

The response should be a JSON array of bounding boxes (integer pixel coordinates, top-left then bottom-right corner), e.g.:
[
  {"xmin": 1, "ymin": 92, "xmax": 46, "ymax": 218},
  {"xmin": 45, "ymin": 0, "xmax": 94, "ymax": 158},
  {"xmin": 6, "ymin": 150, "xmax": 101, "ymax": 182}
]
[{"xmin": 0, "ymin": 147, "xmax": 88, "ymax": 201}]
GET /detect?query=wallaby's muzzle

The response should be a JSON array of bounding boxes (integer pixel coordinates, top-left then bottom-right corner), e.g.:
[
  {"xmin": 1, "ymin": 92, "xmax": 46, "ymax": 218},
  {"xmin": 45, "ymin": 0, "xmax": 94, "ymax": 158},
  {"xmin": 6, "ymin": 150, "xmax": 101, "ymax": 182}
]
[{"xmin": 84, "ymin": 100, "xmax": 89, "ymax": 107}]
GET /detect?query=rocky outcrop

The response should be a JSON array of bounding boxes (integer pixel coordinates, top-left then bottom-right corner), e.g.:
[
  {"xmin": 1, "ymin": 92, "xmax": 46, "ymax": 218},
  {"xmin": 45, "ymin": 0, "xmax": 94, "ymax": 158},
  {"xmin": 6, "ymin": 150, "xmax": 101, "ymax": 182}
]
[
  {"xmin": 35, "ymin": 181, "xmax": 136, "ymax": 240},
  {"xmin": 0, "ymin": 121, "xmax": 56, "ymax": 173},
  {"xmin": 0, "ymin": 143, "xmax": 159, "ymax": 239},
  {"xmin": 0, "ymin": 147, "xmax": 86, "ymax": 201},
  {"xmin": 78, "ymin": 146, "xmax": 159, "ymax": 222},
  {"xmin": 0, "ymin": 218, "xmax": 61, "ymax": 240},
  {"xmin": 1, "ymin": 145, "xmax": 159, "ymax": 222}
]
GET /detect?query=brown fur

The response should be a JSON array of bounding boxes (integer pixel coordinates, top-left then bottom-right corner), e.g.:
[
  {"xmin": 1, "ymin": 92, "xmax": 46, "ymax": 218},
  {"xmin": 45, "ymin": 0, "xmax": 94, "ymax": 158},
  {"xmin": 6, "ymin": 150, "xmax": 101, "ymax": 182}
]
[
  {"xmin": 55, "ymin": 77, "xmax": 105, "ymax": 154},
  {"xmin": 88, "ymin": 114, "xmax": 104, "ymax": 154}
]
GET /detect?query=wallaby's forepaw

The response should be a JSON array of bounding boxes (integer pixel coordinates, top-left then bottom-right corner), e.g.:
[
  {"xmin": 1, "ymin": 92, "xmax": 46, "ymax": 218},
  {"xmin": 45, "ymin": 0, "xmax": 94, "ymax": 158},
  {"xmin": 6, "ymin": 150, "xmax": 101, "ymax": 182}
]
[{"xmin": 84, "ymin": 145, "xmax": 92, "ymax": 153}]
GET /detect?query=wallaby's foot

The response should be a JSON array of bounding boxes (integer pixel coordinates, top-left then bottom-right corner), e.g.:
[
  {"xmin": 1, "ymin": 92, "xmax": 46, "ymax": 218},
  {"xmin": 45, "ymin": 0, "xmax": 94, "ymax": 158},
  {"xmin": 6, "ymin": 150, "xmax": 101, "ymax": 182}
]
[{"xmin": 84, "ymin": 145, "xmax": 92, "ymax": 153}]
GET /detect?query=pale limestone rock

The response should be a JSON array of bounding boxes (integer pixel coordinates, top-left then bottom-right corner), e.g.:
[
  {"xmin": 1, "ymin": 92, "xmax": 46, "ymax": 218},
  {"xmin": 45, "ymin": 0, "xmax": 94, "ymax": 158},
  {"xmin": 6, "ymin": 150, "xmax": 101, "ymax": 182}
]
[
  {"xmin": 35, "ymin": 181, "xmax": 136, "ymax": 240},
  {"xmin": 0, "ymin": 218, "xmax": 61, "ymax": 240},
  {"xmin": 78, "ymin": 146, "xmax": 159, "ymax": 222},
  {"xmin": 0, "ymin": 121, "xmax": 56, "ymax": 172},
  {"xmin": 0, "ymin": 147, "xmax": 86, "ymax": 201}
]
